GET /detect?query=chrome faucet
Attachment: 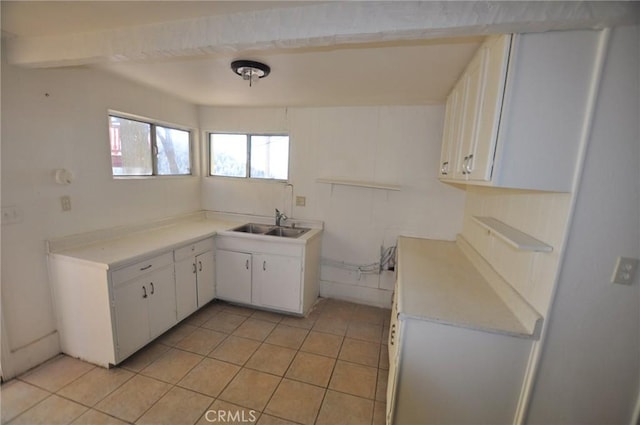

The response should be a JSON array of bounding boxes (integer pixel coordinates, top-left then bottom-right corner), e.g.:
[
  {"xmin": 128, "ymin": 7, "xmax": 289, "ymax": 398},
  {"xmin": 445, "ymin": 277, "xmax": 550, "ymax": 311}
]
[{"xmin": 275, "ymin": 209, "xmax": 288, "ymax": 227}]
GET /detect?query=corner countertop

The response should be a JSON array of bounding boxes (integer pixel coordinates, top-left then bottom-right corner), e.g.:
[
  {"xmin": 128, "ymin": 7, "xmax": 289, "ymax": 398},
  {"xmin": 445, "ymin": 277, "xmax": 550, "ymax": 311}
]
[
  {"xmin": 396, "ymin": 236, "xmax": 534, "ymax": 338},
  {"xmin": 49, "ymin": 214, "xmax": 322, "ymax": 270}
]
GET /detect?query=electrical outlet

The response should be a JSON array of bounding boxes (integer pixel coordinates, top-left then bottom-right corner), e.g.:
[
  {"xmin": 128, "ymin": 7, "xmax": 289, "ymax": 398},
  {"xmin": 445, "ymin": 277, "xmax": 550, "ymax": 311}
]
[
  {"xmin": 1, "ymin": 207, "xmax": 22, "ymax": 225},
  {"xmin": 61, "ymin": 196, "xmax": 72, "ymax": 212},
  {"xmin": 611, "ymin": 257, "xmax": 639, "ymax": 285},
  {"xmin": 296, "ymin": 196, "xmax": 306, "ymax": 207}
]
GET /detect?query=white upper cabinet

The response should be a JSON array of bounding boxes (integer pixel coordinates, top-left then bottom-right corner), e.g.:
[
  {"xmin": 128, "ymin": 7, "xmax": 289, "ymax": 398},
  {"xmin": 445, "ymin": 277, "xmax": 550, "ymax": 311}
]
[
  {"xmin": 468, "ymin": 35, "xmax": 511, "ymax": 181},
  {"xmin": 440, "ymin": 35, "xmax": 510, "ymax": 182},
  {"xmin": 439, "ymin": 81, "xmax": 462, "ymax": 178},
  {"xmin": 440, "ymin": 30, "xmax": 602, "ymax": 192}
]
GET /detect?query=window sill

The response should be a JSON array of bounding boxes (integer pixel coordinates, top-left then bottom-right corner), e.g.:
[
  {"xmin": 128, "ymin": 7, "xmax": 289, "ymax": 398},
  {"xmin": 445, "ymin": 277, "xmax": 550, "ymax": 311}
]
[{"xmin": 112, "ymin": 175, "xmax": 197, "ymax": 180}]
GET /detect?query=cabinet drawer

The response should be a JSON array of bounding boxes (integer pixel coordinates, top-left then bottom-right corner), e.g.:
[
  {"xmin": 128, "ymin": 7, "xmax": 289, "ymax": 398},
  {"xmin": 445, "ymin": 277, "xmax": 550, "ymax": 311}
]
[
  {"xmin": 112, "ymin": 252, "xmax": 173, "ymax": 287},
  {"xmin": 174, "ymin": 238, "xmax": 214, "ymax": 262}
]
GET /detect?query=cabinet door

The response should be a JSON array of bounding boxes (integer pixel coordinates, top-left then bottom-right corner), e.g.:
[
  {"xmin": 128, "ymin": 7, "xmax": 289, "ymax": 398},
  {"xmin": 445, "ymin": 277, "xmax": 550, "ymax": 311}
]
[
  {"xmin": 439, "ymin": 84, "xmax": 462, "ymax": 178},
  {"xmin": 467, "ymin": 35, "xmax": 511, "ymax": 181},
  {"xmin": 196, "ymin": 251, "xmax": 215, "ymax": 306},
  {"xmin": 114, "ymin": 279, "xmax": 150, "ymax": 360},
  {"xmin": 386, "ymin": 294, "xmax": 402, "ymax": 425},
  {"xmin": 175, "ymin": 257, "xmax": 198, "ymax": 321},
  {"xmin": 146, "ymin": 266, "xmax": 177, "ymax": 338},
  {"xmin": 253, "ymin": 254, "xmax": 301, "ymax": 313},
  {"xmin": 215, "ymin": 249, "xmax": 252, "ymax": 304},
  {"xmin": 454, "ymin": 49, "xmax": 486, "ymax": 180}
]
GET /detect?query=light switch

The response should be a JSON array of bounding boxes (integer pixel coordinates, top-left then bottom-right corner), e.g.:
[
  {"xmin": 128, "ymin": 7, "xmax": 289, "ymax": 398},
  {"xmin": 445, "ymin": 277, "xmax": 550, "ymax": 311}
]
[
  {"xmin": 61, "ymin": 196, "xmax": 72, "ymax": 212},
  {"xmin": 296, "ymin": 196, "xmax": 306, "ymax": 207},
  {"xmin": 611, "ymin": 257, "xmax": 639, "ymax": 285}
]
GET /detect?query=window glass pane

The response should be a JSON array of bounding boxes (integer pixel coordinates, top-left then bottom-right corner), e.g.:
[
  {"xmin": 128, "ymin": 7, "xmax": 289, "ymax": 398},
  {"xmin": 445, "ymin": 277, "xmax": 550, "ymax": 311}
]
[
  {"xmin": 250, "ymin": 135, "xmax": 289, "ymax": 180},
  {"xmin": 109, "ymin": 116, "xmax": 152, "ymax": 176},
  {"xmin": 210, "ymin": 134, "xmax": 248, "ymax": 177},
  {"xmin": 156, "ymin": 126, "xmax": 191, "ymax": 175}
]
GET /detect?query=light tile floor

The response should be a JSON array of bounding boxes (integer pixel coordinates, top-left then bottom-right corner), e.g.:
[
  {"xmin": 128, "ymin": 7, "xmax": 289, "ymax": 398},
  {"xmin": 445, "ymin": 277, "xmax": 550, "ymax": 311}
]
[{"xmin": 1, "ymin": 298, "xmax": 391, "ymax": 425}]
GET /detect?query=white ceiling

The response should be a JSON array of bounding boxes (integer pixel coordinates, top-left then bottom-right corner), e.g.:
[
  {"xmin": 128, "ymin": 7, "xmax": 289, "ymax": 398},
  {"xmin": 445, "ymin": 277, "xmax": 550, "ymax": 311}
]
[
  {"xmin": 1, "ymin": 1, "xmax": 484, "ymax": 106},
  {"xmin": 3, "ymin": 1, "xmax": 636, "ymax": 107},
  {"xmin": 96, "ymin": 38, "xmax": 483, "ymax": 106}
]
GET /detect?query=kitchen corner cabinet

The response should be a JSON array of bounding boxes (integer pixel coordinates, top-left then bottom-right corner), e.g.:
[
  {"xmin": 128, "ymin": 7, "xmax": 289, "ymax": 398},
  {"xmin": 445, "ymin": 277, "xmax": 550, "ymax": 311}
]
[
  {"xmin": 174, "ymin": 238, "xmax": 215, "ymax": 320},
  {"xmin": 439, "ymin": 30, "xmax": 602, "ymax": 192},
  {"xmin": 215, "ymin": 234, "xmax": 321, "ymax": 315},
  {"xmin": 49, "ymin": 236, "xmax": 216, "ymax": 367}
]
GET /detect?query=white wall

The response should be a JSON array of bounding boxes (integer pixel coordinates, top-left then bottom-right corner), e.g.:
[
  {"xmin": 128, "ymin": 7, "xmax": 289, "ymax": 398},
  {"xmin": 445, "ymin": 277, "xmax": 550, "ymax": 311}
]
[
  {"xmin": 527, "ymin": 25, "xmax": 640, "ymax": 423},
  {"xmin": 1, "ymin": 61, "xmax": 201, "ymax": 377},
  {"xmin": 200, "ymin": 105, "xmax": 466, "ymax": 306},
  {"xmin": 461, "ymin": 188, "xmax": 572, "ymax": 315}
]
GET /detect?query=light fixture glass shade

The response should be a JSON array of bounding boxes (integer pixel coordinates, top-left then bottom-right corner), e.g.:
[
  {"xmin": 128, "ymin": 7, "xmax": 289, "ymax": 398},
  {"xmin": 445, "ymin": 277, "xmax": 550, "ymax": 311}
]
[{"xmin": 231, "ymin": 60, "xmax": 271, "ymax": 87}]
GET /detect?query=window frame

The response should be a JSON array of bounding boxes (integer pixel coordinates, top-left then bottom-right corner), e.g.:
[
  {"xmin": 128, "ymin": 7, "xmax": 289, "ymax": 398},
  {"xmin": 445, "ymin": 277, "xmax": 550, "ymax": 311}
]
[
  {"xmin": 208, "ymin": 132, "xmax": 290, "ymax": 182},
  {"xmin": 108, "ymin": 111, "xmax": 194, "ymax": 178}
]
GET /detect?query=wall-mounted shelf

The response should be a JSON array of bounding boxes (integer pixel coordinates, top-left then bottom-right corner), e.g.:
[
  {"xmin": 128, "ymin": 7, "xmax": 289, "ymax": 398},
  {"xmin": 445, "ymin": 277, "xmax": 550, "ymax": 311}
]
[
  {"xmin": 472, "ymin": 216, "xmax": 553, "ymax": 253},
  {"xmin": 316, "ymin": 178, "xmax": 401, "ymax": 191}
]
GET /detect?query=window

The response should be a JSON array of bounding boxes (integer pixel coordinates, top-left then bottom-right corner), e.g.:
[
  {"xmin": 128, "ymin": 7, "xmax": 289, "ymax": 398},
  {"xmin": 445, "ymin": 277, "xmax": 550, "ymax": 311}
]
[
  {"xmin": 109, "ymin": 114, "xmax": 192, "ymax": 176},
  {"xmin": 210, "ymin": 133, "xmax": 289, "ymax": 180}
]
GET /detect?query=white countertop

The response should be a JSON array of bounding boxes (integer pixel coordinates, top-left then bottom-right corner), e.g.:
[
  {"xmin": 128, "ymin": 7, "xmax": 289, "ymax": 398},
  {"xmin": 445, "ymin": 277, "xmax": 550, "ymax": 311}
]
[
  {"xmin": 50, "ymin": 215, "xmax": 322, "ymax": 269},
  {"xmin": 396, "ymin": 236, "xmax": 533, "ymax": 338}
]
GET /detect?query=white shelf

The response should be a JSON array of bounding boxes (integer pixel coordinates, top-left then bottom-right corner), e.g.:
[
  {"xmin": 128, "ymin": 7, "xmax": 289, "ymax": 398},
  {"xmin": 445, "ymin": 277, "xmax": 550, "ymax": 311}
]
[
  {"xmin": 316, "ymin": 178, "xmax": 401, "ymax": 191},
  {"xmin": 472, "ymin": 216, "xmax": 553, "ymax": 253}
]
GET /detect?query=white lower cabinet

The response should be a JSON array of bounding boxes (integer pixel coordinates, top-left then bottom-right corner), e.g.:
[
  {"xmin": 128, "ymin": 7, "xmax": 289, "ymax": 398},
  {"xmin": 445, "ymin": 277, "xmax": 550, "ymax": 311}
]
[
  {"xmin": 113, "ymin": 259, "xmax": 177, "ymax": 361},
  {"xmin": 196, "ymin": 251, "xmax": 215, "ymax": 306},
  {"xmin": 252, "ymin": 253, "xmax": 301, "ymax": 313},
  {"xmin": 49, "ymin": 235, "xmax": 217, "ymax": 367},
  {"xmin": 387, "ymin": 237, "xmax": 537, "ymax": 424},
  {"xmin": 215, "ymin": 234, "xmax": 321, "ymax": 315},
  {"xmin": 49, "ymin": 226, "xmax": 321, "ymax": 367},
  {"xmin": 174, "ymin": 238, "xmax": 215, "ymax": 320},
  {"xmin": 215, "ymin": 249, "xmax": 252, "ymax": 304}
]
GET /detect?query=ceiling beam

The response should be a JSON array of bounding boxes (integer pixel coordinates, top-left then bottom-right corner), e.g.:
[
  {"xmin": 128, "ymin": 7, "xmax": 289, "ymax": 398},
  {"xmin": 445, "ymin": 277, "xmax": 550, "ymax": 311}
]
[{"xmin": 5, "ymin": 1, "xmax": 639, "ymax": 68}]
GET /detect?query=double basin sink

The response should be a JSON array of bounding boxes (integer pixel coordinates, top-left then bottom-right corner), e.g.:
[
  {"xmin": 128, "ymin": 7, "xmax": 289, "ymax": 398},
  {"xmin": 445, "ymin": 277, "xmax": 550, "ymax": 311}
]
[{"xmin": 232, "ymin": 223, "xmax": 311, "ymax": 239}]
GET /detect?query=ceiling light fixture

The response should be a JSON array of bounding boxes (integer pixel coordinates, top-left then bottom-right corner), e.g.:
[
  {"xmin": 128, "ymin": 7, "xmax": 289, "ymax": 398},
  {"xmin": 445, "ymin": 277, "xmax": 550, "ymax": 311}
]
[{"xmin": 231, "ymin": 60, "xmax": 271, "ymax": 87}]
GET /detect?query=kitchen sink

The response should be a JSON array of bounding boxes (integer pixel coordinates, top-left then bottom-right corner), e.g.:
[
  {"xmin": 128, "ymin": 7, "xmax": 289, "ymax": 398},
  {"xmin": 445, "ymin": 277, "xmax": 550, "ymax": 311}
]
[
  {"xmin": 232, "ymin": 223, "xmax": 274, "ymax": 234},
  {"xmin": 231, "ymin": 223, "xmax": 311, "ymax": 238},
  {"xmin": 265, "ymin": 227, "xmax": 310, "ymax": 238}
]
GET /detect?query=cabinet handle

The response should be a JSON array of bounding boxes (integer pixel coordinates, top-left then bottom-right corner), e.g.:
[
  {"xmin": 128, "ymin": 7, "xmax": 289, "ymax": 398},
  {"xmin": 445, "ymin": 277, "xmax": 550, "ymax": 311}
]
[
  {"xmin": 192, "ymin": 263, "xmax": 197, "ymax": 274},
  {"xmin": 150, "ymin": 282, "xmax": 154, "ymax": 295},
  {"xmin": 441, "ymin": 161, "xmax": 449, "ymax": 175},
  {"xmin": 462, "ymin": 156, "xmax": 469, "ymax": 175},
  {"xmin": 142, "ymin": 286, "xmax": 148, "ymax": 299},
  {"xmin": 466, "ymin": 154, "xmax": 474, "ymax": 174},
  {"xmin": 199, "ymin": 261, "xmax": 203, "ymax": 272},
  {"xmin": 263, "ymin": 260, "xmax": 266, "ymax": 271},
  {"xmin": 140, "ymin": 264, "xmax": 152, "ymax": 271},
  {"xmin": 246, "ymin": 259, "xmax": 249, "ymax": 270}
]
